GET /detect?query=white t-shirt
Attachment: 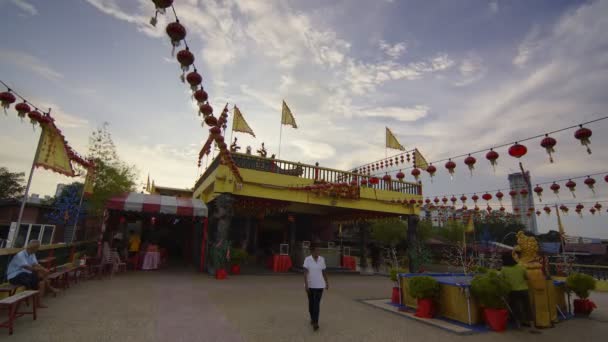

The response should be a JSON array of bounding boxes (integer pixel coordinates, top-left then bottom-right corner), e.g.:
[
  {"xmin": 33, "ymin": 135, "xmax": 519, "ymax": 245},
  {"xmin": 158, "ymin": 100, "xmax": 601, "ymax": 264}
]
[{"xmin": 303, "ymin": 255, "xmax": 326, "ymax": 289}]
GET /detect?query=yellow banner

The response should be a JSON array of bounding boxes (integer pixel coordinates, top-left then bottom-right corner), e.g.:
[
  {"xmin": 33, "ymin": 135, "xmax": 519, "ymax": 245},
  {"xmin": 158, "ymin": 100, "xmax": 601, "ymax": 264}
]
[
  {"xmin": 34, "ymin": 124, "xmax": 74, "ymax": 177},
  {"xmin": 83, "ymin": 167, "xmax": 95, "ymax": 195},
  {"xmin": 413, "ymin": 148, "xmax": 429, "ymax": 169},
  {"xmin": 233, "ymin": 106, "xmax": 256, "ymax": 137},
  {"xmin": 465, "ymin": 215, "xmax": 475, "ymax": 234},
  {"xmin": 386, "ymin": 127, "xmax": 405, "ymax": 151},
  {"xmin": 281, "ymin": 100, "xmax": 297, "ymax": 128}
]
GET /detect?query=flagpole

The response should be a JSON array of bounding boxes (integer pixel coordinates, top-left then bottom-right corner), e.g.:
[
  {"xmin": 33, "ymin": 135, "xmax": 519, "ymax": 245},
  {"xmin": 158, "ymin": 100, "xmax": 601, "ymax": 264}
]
[
  {"xmin": 278, "ymin": 121, "xmax": 283, "ymax": 159},
  {"xmin": 16, "ymin": 115, "xmax": 47, "ymax": 230},
  {"xmin": 229, "ymin": 105, "xmax": 234, "ymax": 148}
]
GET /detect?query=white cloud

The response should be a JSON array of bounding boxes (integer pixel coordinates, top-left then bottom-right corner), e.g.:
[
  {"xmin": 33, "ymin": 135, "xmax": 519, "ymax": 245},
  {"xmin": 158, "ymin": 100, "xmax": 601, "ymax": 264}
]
[
  {"xmin": 0, "ymin": 49, "xmax": 63, "ymax": 80},
  {"xmin": 290, "ymin": 140, "xmax": 336, "ymax": 160},
  {"xmin": 489, "ymin": 0, "xmax": 499, "ymax": 14},
  {"xmin": 379, "ymin": 40, "xmax": 407, "ymax": 59},
  {"xmin": 513, "ymin": 26, "xmax": 540, "ymax": 67},
  {"xmin": 359, "ymin": 105, "xmax": 430, "ymax": 122},
  {"xmin": 454, "ymin": 53, "xmax": 486, "ymax": 86},
  {"xmin": 10, "ymin": 0, "xmax": 37, "ymax": 16}
]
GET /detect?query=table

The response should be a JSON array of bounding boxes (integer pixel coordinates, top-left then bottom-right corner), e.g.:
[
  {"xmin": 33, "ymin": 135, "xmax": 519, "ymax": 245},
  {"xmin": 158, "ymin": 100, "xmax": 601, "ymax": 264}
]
[
  {"xmin": 141, "ymin": 252, "xmax": 160, "ymax": 270},
  {"xmin": 341, "ymin": 256, "xmax": 356, "ymax": 271},
  {"xmin": 271, "ymin": 255, "xmax": 292, "ymax": 272},
  {"xmin": 39, "ymin": 257, "xmax": 56, "ymax": 272}
]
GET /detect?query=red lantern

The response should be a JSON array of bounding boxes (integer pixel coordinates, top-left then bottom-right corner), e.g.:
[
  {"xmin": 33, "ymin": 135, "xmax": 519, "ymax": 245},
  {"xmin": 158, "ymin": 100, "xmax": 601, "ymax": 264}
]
[
  {"xmin": 560, "ymin": 205, "xmax": 569, "ymax": 215},
  {"xmin": 209, "ymin": 126, "xmax": 221, "ymax": 136},
  {"xmin": 445, "ymin": 159, "xmax": 456, "ymax": 179},
  {"xmin": 508, "ymin": 142, "xmax": 527, "ymax": 158},
  {"xmin": 27, "ymin": 110, "xmax": 42, "ymax": 127},
  {"xmin": 411, "ymin": 168, "xmax": 421, "ymax": 181},
  {"xmin": 550, "ymin": 182, "xmax": 560, "ymax": 197},
  {"xmin": 509, "ymin": 190, "xmax": 518, "ymax": 198},
  {"xmin": 425, "ymin": 198, "xmax": 431, "ymax": 205},
  {"xmin": 576, "ymin": 204, "xmax": 584, "ymax": 218},
  {"xmin": 205, "ymin": 115, "xmax": 218, "ymax": 127},
  {"xmin": 382, "ymin": 174, "xmax": 391, "ymax": 183},
  {"xmin": 434, "ymin": 197, "xmax": 440, "ymax": 204},
  {"xmin": 450, "ymin": 196, "xmax": 457, "ymax": 205},
  {"xmin": 574, "ymin": 125, "xmax": 592, "ymax": 154},
  {"xmin": 496, "ymin": 191, "xmax": 504, "ymax": 205},
  {"xmin": 486, "ymin": 149, "xmax": 499, "ymax": 171},
  {"xmin": 471, "ymin": 194, "xmax": 479, "ymax": 204},
  {"xmin": 442, "ymin": 197, "xmax": 448, "ymax": 205},
  {"xmin": 199, "ymin": 103, "xmax": 213, "ymax": 117},
  {"xmin": 460, "ymin": 195, "xmax": 467, "ymax": 204},
  {"xmin": 370, "ymin": 177, "xmax": 379, "ymax": 185},
  {"xmin": 543, "ymin": 206, "xmax": 551, "ymax": 215},
  {"xmin": 400, "ymin": 155, "xmax": 404, "ymax": 163},
  {"xmin": 520, "ymin": 189, "xmax": 528, "ymax": 198},
  {"xmin": 176, "ymin": 48, "xmax": 195, "ymax": 77},
  {"xmin": 594, "ymin": 202, "xmax": 602, "ymax": 213},
  {"xmin": 14, "ymin": 102, "xmax": 30, "ymax": 119},
  {"xmin": 0, "ymin": 91, "xmax": 16, "ymax": 112},
  {"xmin": 605, "ymin": 174, "xmax": 608, "ymax": 183},
  {"xmin": 426, "ymin": 164, "xmax": 437, "ymax": 181},
  {"xmin": 514, "ymin": 207, "xmax": 520, "ymax": 213},
  {"xmin": 487, "ymin": 205, "xmax": 493, "ymax": 213},
  {"xmin": 540, "ymin": 134, "xmax": 557, "ymax": 163},
  {"xmin": 565, "ymin": 180, "xmax": 577, "ymax": 198},
  {"xmin": 166, "ymin": 21, "xmax": 187, "ymax": 55},
  {"xmin": 462, "ymin": 205, "xmax": 468, "ymax": 211},
  {"xmin": 194, "ymin": 89, "xmax": 209, "ymax": 105},
  {"xmin": 186, "ymin": 70, "xmax": 203, "ymax": 91},
  {"xmin": 396, "ymin": 171, "xmax": 405, "ymax": 181},
  {"xmin": 464, "ymin": 155, "xmax": 476, "ymax": 177},
  {"xmin": 590, "ymin": 208, "xmax": 597, "ymax": 215},
  {"xmin": 150, "ymin": 0, "xmax": 174, "ymax": 26},
  {"xmin": 481, "ymin": 193, "xmax": 492, "ymax": 202},
  {"xmin": 417, "ymin": 199, "xmax": 424, "ymax": 206},
  {"xmin": 409, "ymin": 199, "xmax": 417, "ymax": 206},
  {"xmin": 499, "ymin": 206, "xmax": 506, "ymax": 212},
  {"xmin": 534, "ymin": 185, "xmax": 543, "ymax": 202},
  {"xmin": 360, "ymin": 178, "xmax": 368, "ymax": 186},
  {"xmin": 536, "ymin": 210, "xmax": 541, "ymax": 217},
  {"xmin": 584, "ymin": 176, "xmax": 596, "ymax": 194}
]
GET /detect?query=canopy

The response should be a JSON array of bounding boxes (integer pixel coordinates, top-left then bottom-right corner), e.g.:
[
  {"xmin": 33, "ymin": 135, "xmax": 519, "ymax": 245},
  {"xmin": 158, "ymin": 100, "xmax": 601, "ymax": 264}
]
[{"xmin": 106, "ymin": 192, "xmax": 207, "ymax": 217}]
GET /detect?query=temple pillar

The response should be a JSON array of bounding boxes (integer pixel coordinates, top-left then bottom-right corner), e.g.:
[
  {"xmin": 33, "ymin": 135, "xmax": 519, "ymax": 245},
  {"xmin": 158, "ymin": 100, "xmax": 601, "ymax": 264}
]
[{"xmin": 407, "ymin": 215, "xmax": 419, "ymax": 273}]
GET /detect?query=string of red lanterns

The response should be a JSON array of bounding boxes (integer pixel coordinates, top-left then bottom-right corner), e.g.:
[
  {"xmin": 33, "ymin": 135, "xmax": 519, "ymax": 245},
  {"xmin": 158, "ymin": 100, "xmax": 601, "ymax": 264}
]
[{"xmin": 361, "ymin": 116, "xmax": 607, "ymax": 180}]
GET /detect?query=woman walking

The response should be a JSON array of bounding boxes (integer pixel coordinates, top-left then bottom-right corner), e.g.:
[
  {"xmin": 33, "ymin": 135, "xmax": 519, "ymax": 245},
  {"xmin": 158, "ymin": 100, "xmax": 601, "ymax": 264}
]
[{"xmin": 303, "ymin": 245, "xmax": 329, "ymax": 331}]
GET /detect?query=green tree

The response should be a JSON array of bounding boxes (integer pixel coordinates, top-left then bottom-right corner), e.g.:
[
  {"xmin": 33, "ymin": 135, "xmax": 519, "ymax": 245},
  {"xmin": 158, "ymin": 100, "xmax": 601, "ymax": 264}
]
[
  {"xmin": 370, "ymin": 219, "xmax": 407, "ymax": 247},
  {"xmin": 437, "ymin": 219, "xmax": 466, "ymax": 243},
  {"xmin": 87, "ymin": 123, "xmax": 138, "ymax": 215},
  {"xmin": 0, "ymin": 167, "xmax": 25, "ymax": 199},
  {"xmin": 475, "ymin": 213, "xmax": 524, "ymax": 245}
]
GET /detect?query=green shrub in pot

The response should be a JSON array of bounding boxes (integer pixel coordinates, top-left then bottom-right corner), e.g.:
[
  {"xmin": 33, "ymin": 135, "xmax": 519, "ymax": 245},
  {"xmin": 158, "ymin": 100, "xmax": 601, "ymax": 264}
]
[
  {"xmin": 408, "ymin": 276, "xmax": 440, "ymax": 299},
  {"xmin": 566, "ymin": 273, "xmax": 596, "ymax": 299},
  {"xmin": 470, "ymin": 270, "xmax": 511, "ymax": 308}
]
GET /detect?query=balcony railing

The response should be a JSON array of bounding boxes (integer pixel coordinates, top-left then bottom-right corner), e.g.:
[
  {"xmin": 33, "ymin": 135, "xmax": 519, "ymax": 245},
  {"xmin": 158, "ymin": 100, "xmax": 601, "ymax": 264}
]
[{"xmin": 194, "ymin": 152, "xmax": 422, "ymax": 196}]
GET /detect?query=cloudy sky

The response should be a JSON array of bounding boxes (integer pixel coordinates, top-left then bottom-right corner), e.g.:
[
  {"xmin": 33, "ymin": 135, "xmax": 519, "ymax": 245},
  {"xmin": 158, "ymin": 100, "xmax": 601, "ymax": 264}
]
[{"xmin": 1, "ymin": 0, "xmax": 607, "ymax": 238}]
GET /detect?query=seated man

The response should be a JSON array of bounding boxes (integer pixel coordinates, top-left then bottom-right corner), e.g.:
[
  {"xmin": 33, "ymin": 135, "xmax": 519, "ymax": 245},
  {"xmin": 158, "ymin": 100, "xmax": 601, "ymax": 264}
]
[{"xmin": 6, "ymin": 240, "xmax": 58, "ymax": 308}]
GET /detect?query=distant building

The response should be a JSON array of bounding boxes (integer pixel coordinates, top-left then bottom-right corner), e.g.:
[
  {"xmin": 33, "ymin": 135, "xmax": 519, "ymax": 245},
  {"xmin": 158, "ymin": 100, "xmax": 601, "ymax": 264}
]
[
  {"xmin": 150, "ymin": 185, "xmax": 193, "ymax": 198},
  {"xmin": 508, "ymin": 171, "xmax": 538, "ymax": 234}
]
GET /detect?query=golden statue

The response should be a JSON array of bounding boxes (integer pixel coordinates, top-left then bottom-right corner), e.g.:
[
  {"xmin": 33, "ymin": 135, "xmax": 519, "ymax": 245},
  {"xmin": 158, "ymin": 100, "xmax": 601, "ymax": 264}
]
[{"xmin": 512, "ymin": 231, "xmax": 555, "ymax": 328}]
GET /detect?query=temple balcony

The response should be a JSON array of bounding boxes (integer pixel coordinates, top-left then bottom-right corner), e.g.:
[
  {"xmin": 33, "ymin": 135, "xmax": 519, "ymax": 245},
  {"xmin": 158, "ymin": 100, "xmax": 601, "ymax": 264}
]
[{"xmin": 193, "ymin": 152, "xmax": 422, "ymax": 216}]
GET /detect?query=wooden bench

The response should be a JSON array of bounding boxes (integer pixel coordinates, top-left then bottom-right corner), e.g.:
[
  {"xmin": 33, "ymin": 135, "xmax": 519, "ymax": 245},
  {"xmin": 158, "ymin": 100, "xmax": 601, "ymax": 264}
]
[
  {"xmin": 0, "ymin": 290, "xmax": 38, "ymax": 335},
  {"xmin": 0, "ymin": 284, "xmax": 21, "ymax": 297},
  {"xmin": 39, "ymin": 257, "xmax": 57, "ymax": 272}
]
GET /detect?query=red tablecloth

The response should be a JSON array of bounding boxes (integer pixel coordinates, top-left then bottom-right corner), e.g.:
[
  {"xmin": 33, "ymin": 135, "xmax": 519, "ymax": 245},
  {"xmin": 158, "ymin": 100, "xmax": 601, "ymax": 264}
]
[
  {"xmin": 271, "ymin": 255, "xmax": 292, "ymax": 272},
  {"xmin": 342, "ymin": 256, "xmax": 356, "ymax": 271}
]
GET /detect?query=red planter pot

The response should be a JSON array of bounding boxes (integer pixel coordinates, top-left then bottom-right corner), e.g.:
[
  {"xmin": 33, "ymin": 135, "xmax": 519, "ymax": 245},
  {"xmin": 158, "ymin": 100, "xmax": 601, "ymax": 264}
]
[
  {"xmin": 573, "ymin": 299, "xmax": 597, "ymax": 316},
  {"xmin": 230, "ymin": 264, "xmax": 241, "ymax": 275},
  {"xmin": 484, "ymin": 308, "xmax": 508, "ymax": 332},
  {"xmin": 215, "ymin": 269, "xmax": 228, "ymax": 280},
  {"xmin": 391, "ymin": 287, "xmax": 400, "ymax": 304},
  {"xmin": 415, "ymin": 298, "xmax": 435, "ymax": 318}
]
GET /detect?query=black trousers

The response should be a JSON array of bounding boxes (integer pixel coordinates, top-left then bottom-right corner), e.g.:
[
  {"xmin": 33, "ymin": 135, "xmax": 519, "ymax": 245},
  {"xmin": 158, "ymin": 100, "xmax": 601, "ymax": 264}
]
[
  {"xmin": 508, "ymin": 290, "xmax": 531, "ymax": 323},
  {"xmin": 307, "ymin": 288, "xmax": 324, "ymax": 324},
  {"xmin": 9, "ymin": 272, "xmax": 39, "ymax": 290}
]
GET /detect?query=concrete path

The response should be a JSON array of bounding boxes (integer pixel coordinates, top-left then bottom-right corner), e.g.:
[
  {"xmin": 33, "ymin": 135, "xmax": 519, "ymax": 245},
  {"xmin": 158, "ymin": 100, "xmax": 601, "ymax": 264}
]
[{"xmin": 4, "ymin": 268, "xmax": 608, "ymax": 342}]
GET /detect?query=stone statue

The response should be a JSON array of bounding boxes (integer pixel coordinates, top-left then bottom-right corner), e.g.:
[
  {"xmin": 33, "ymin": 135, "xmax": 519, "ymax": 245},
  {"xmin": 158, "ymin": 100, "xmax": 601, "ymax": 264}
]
[
  {"xmin": 209, "ymin": 194, "xmax": 234, "ymax": 273},
  {"xmin": 246, "ymin": 146, "xmax": 252, "ymax": 155},
  {"xmin": 257, "ymin": 142, "xmax": 267, "ymax": 158},
  {"xmin": 230, "ymin": 137, "xmax": 240, "ymax": 153}
]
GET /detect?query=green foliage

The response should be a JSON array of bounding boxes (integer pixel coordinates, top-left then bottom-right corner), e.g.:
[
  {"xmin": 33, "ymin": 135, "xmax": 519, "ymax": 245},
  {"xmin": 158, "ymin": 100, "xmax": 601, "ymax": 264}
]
[
  {"xmin": 408, "ymin": 276, "xmax": 440, "ymax": 299},
  {"xmin": 230, "ymin": 248, "xmax": 248, "ymax": 265},
  {"xmin": 416, "ymin": 219, "xmax": 434, "ymax": 242},
  {"xmin": 408, "ymin": 241, "xmax": 432, "ymax": 272},
  {"xmin": 370, "ymin": 219, "xmax": 407, "ymax": 247},
  {"xmin": 211, "ymin": 241, "xmax": 230, "ymax": 269},
  {"xmin": 0, "ymin": 167, "xmax": 25, "ymax": 199},
  {"xmin": 475, "ymin": 214, "xmax": 525, "ymax": 245},
  {"xmin": 566, "ymin": 273, "xmax": 597, "ymax": 299},
  {"xmin": 390, "ymin": 267, "xmax": 408, "ymax": 282},
  {"xmin": 87, "ymin": 123, "xmax": 138, "ymax": 215},
  {"xmin": 473, "ymin": 266, "xmax": 489, "ymax": 274},
  {"xmin": 436, "ymin": 220, "xmax": 466, "ymax": 243},
  {"xmin": 471, "ymin": 271, "xmax": 511, "ymax": 309}
]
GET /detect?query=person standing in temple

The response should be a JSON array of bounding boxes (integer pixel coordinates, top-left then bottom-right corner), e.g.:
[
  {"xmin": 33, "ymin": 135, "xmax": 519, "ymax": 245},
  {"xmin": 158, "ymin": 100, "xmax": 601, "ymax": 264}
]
[
  {"xmin": 303, "ymin": 245, "xmax": 329, "ymax": 331},
  {"xmin": 501, "ymin": 253, "xmax": 532, "ymax": 328}
]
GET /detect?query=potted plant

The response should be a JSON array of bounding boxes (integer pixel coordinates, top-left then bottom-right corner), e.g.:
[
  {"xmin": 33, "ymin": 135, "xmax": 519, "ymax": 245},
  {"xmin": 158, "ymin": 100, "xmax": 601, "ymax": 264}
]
[
  {"xmin": 408, "ymin": 276, "xmax": 440, "ymax": 318},
  {"xmin": 470, "ymin": 271, "xmax": 511, "ymax": 332},
  {"xmin": 389, "ymin": 267, "xmax": 407, "ymax": 304},
  {"xmin": 211, "ymin": 243, "xmax": 229, "ymax": 280},
  {"xmin": 566, "ymin": 273, "xmax": 597, "ymax": 316},
  {"xmin": 230, "ymin": 248, "xmax": 248, "ymax": 275}
]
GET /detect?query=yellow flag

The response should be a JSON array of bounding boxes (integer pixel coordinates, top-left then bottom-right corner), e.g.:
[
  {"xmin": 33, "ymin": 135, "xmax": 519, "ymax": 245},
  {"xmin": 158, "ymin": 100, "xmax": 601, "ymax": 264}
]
[
  {"xmin": 151, "ymin": 180, "xmax": 155, "ymax": 193},
  {"xmin": 281, "ymin": 100, "xmax": 297, "ymax": 128},
  {"xmin": 386, "ymin": 127, "xmax": 405, "ymax": 151},
  {"xmin": 34, "ymin": 124, "xmax": 75, "ymax": 177},
  {"xmin": 233, "ymin": 106, "xmax": 256, "ymax": 137},
  {"xmin": 465, "ymin": 215, "xmax": 475, "ymax": 234},
  {"xmin": 413, "ymin": 148, "xmax": 429, "ymax": 169},
  {"xmin": 83, "ymin": 167, "xmax": 95, "ymax": 196}
]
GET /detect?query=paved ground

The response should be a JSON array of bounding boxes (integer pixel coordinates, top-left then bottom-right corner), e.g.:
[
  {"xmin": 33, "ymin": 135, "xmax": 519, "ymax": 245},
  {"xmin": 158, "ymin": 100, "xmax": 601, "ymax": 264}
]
[{"xmin": 4, "ymin": 268, "xmax": 608, "ymax": 342}]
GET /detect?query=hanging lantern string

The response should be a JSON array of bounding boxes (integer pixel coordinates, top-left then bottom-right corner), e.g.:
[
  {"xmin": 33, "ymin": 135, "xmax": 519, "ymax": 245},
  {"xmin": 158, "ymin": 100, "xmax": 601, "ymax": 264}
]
[
  {"xmin": 423, "ymin": 171, "xmax": 608, "ymax": 199},
  {"xmin": 425, "ymin": 200, "xmax": 608, "ymax": 208},
  {"xmin": 365, "ymin": 116, "xmax": 608, "ymax": 177},
  {"xmin": 352, "ymin": 148, "xmax": 417, "ymax": 171},
  {"xmin": 169, "ymin": 4, "xmax": 199, "ymax": 73},
  {"xmin": 0, "ymin": 79, "xmax": 51, "ymax": 115}
]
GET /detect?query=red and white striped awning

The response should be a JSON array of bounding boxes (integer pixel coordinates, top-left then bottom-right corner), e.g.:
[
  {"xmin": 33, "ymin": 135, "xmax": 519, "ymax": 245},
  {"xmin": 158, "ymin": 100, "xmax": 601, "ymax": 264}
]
[{"xmin": 106, "ymin": 192, "xmax": 207, "ymax": 217}]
